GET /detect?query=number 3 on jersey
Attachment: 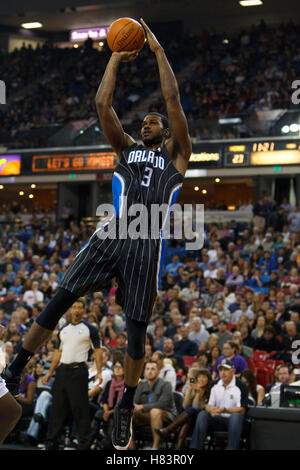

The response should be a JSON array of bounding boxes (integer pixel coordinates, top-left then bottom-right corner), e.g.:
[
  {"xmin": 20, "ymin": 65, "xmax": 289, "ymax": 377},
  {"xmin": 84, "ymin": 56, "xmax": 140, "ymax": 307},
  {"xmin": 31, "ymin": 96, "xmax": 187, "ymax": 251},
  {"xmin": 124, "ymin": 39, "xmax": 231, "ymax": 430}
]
[{"xmin": 141, "ymin": 166, "xmax": 153, "ymax": 187}]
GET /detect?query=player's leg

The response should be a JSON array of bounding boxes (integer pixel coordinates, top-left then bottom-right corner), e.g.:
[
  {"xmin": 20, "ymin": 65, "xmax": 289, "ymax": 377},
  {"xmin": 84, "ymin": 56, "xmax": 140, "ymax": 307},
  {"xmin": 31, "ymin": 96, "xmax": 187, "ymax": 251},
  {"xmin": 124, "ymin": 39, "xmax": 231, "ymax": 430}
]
[
  {"xmin": 0, "ymin": 387, "xmax": 22, "ymax": 445},
  {"xmin": 2, "ymin": 288, "xmax": 77, "ymax": 394},
  {"xmin": 112, "ymin": 316, "xmax": 147, "ymax": 450}
]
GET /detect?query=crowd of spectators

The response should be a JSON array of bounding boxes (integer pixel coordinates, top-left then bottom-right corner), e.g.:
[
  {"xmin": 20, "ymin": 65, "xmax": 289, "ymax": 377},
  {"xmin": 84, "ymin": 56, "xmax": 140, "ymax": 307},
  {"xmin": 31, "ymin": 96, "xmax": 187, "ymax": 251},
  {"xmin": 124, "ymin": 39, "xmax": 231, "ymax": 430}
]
[
  {"xmin": 1, "ymin": 20, "xmax": 300, "ymax": 148},
  {"xmin": 0, "ymin": 192, "xmax": 300, "ymax": 448}
]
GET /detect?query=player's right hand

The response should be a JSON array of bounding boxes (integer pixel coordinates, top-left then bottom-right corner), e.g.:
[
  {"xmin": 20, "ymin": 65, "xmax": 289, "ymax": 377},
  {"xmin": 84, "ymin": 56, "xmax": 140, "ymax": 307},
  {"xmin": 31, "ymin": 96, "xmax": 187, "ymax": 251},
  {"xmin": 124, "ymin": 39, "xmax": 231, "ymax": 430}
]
[{"xmin": 113, "ymin": 50, "xmax": 140, "ymax": 62}]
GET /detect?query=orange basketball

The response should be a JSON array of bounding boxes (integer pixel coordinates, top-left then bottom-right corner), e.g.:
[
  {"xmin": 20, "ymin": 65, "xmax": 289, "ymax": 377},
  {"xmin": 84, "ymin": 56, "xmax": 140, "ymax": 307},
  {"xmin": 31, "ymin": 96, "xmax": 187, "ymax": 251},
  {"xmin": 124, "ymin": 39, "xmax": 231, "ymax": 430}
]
[{"xmin": 107, "ymin": 18, "xmax": 145, "ymax": 52}]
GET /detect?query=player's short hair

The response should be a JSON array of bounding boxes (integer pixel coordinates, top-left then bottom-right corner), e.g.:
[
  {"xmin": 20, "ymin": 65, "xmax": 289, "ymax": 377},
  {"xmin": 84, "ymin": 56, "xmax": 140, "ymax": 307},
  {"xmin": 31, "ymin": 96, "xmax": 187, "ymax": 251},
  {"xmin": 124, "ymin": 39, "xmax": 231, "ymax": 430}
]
[{"xmin": 144, "ymin": 112, "xmax": 169, "ymax": 130}]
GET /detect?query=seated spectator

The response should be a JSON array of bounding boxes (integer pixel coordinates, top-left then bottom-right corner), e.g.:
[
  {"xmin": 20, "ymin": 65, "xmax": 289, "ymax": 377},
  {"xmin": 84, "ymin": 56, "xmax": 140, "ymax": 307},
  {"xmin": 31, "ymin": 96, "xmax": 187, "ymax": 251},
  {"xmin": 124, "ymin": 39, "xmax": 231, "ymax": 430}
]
[
  {"xmin": 225, "ymin": 266, "xmax": 244, "ymax": 287},
  {"xmin": 164, "ymin": 312, "xmax": 183, "ymax": 338},
  {"xmin": 153, "ymin": 325, "xmax": 167, "ymax": 352},
  {"xmin": 111, "ymin": 332, "xmax": 127, "ymax": 355},
  {"xmin": 23, "ymin": 281, "xmax": 44, "ymax": 308},
  {"xmin": 231, "ymin": 300, "xmax": 254, "ymax": 324},
  {"xmin": 190, "ymin": 359, "xmax": 248, "ymax": 450},
  {"xmin": 213, "ymin": 298, "xmax": 231, "ymax": 322},
  {"xmin": 89, "ymin": 360, "xmax": 125, "ymax": 450},
  {"xmin": 163, "ymin": 338, "xmax": 185, "ymax": 372},
  {"xmin": 207, "ymin": 314, "xmax": 220, "ymax": 334},
  {"xmin": 265, "ymin": 307, "xmax": 282, "ymax": 335},
  {"xmin": 16, "ymin": 365, "xmax": 36, "ymax": 418},
  {"xmin": 265, "ymin": 364, "xmax": 291, "ymax": 393},
  {"xmin": 254, "ymin": 325, "xmax": 283, "ymax": 353},
  {"xmin": 151, "ymin": 351, "xmax": 177, "ymax": 392},
  {"xmin": 231, "ymin": 332, "xmax": 253, "ymax": 360},
  {"xmin": 216, "ymin": 320, "xmax": 232, "ymax": 350},
  {"xmin": 201, "ymin": 308, "xmax": 214, "ymax": 330},
  {"xmin": 155, "ymin": 368, "xmax": 212, "ymax": 450},
  {"xmin": 1, "ymin": 290, "xmax": 18, "ymax": 315},
  {"xmin": 188, "ymin": 317, "xmax": 209, "ymax": 350},
  {"xmin": 129, "ymin": 360, "xmax": 177, "ymax": 450},
  {"xmin": 213, "ymin": 341, "xmax": 248, "ymax": 379},
  {"xmin": 238, "ymin": 322, "xmax": 256, "ymax": 348},
  {"xmin": 100, "ymin": 311, "xmax": 122, "ymax": 341},
  {"xmin": 206, "ymin": 333, "xmax": 219, "ymax": 353},
  {"xmin": 241, "ymin": 369, "xmax": 265, "ymax": 405},
  {"xmin": 207, "ymin": 345, "xmax": 222, "ymax": 371},
  {"xmin": 165, "ymin": 255, "xmax": 184, "ymax": 276},
  {"xmin": 202, "ymin": 283, "xmax": 219, "ymax": 309},
  {"xmin": 251, "ymin": 316, "xmax": 266, "ymax": 340},
  {"xmin": 174, "ymin": 326, "xmax": 199, "ymax": 357},
  {"xmin": 275, "ymin": 300, "xmax": 290, "ymax": 326},
  {"xmin": 180, "ymin": 280, "xmax": 200, "ymax": 301}
]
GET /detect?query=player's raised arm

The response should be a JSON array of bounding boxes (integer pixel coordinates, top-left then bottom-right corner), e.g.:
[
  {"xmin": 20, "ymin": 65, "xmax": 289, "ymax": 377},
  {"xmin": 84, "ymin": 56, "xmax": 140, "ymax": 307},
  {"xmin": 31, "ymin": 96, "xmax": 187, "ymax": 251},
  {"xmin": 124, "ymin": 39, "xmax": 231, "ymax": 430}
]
[
  {"xmin": 95, "ymin": 51, "xmax": 139, "ymax": 158},
  {"xmin": 140, "ymin": 19, "xmax": 192, "ymax": 175}
]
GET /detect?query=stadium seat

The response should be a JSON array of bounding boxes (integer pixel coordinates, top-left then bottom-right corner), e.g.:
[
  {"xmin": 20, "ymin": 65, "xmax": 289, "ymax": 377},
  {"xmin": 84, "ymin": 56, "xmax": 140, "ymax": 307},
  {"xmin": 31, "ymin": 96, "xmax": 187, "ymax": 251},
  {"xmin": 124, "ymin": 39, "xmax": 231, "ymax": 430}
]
[
  {"xmin": 183, "ymin": 356, "xmax": 197, "ymax": 369},
  {"xmin": 253, "ymin": 350, "xmax": 268, "ymax": 362}
]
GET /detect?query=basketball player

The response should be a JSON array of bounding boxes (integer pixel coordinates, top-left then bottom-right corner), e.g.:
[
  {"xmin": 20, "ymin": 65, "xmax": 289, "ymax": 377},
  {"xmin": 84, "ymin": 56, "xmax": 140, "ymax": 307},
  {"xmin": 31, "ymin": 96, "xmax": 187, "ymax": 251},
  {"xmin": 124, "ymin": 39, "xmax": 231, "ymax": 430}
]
[{"xmin": 1, "ymin": 19, "xmax": 191, "ymax": 450}]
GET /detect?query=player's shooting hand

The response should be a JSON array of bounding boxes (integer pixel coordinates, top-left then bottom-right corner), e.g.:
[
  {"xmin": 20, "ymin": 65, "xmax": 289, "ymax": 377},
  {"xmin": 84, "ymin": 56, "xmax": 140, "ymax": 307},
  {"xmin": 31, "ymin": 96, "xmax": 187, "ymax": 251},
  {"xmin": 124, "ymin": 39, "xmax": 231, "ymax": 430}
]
[
  {"xmin": 140, "ymin": 19, "xmax": 162, "ymax": 53},
  {"xmin": 112, "ymin": 50, "xmax": 140, "ymax": 62}
]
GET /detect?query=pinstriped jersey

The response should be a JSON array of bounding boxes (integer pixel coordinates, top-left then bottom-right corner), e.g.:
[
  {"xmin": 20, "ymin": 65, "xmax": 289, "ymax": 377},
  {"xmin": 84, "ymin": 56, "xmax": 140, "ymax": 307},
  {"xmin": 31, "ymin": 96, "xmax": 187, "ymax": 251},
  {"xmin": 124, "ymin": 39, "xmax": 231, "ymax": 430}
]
[{"xmin": 112, "ymin": 143, "xmax": 183, "ymax": 232}]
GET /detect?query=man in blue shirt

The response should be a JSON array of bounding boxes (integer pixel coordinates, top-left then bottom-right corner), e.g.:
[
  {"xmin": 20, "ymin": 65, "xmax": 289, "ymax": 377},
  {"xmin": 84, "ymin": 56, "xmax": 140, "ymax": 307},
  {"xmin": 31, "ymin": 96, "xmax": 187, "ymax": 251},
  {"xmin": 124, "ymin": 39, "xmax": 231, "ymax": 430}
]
[{"xmin": 165, "ymin": 255, "xmax": 184, "ymax": 276}]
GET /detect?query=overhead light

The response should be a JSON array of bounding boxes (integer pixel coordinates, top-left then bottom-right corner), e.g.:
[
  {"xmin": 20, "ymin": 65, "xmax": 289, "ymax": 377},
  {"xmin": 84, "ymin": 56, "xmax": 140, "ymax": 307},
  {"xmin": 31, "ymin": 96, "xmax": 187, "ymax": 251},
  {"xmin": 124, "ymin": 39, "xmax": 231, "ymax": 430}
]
[
  {"xmin": 215, "ymin": 178, "xmax": 221, "ymax": 183},
  {"xmin": 98, "ymin": 41, "xmax": 104, "ymax": 47},
  {"xmin": 31, "ymin": 184, "xmax": 36, "ymax": 189},
  {"xmin": 0, "ymin": 185, "xmax": 4, "ymax": 189},
  {"xmin": 21, "ymin": 22, "xmax": 43, "ymax": 29},
  {"xmin": 228, "ymin": 205, "xmax": 236, "ymax": 210},
  {"xmin": 73, "ymin": 44, "xmax": 79, "ymax": 48},
  {"xmin": 19, "ymin": 191, "xmax": 24, "ymax": 196},
  {"xmin": 194, "ymin": 186, "xmax": 199, "ymax": 191},
  {"xmin": 281, "ymin": 125, "xmax": 290, "ymax": 134},
  {"xmin": 219, "ymin": 117, "xmax": 241, "ymax": 124},
  {"xmin": 202, "ymin": 189, "xmax": 207, "ymax": 194},
  {"xmin": 223, "ymin": 39, "xmax": 229, "ymax": 44},
  {"xmin": 29, "ymin": 194, "xmax": 34, "ymax": 199},
  {"xmin": 239, "ymin": 0, "xmax": 263, "ymax": 6}
]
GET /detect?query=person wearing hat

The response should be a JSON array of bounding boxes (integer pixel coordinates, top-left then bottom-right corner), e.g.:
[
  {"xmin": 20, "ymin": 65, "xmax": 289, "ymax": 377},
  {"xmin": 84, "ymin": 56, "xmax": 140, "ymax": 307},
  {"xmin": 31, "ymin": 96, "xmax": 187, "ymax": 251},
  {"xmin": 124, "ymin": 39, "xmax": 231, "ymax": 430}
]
[{"xmin": 190, "ymin": 358, "xmax": 248, "ymax": 450}]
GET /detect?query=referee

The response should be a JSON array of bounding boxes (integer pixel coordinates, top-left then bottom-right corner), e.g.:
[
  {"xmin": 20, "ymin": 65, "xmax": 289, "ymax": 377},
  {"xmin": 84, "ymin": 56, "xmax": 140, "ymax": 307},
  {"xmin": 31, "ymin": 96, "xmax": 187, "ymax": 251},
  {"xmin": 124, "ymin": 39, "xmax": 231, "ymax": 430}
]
[{"xmin": 43, "ymin": 299, "xmax": 103, "ymax": 450}]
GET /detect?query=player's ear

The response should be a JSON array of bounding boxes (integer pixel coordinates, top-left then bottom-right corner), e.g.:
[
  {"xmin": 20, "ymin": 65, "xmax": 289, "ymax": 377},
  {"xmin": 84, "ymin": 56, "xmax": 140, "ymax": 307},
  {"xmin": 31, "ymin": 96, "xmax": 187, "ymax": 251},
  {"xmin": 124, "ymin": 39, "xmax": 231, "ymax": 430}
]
[{"xmin": 164, "ymin": 128, "xmax": 171, "ymax": 139}]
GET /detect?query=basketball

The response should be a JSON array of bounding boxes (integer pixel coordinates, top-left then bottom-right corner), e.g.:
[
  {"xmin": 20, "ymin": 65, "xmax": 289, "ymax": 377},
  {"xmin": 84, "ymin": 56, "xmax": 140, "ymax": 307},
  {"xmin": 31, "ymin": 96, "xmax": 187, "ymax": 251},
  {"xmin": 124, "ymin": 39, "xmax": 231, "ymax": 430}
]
[{"xmin": 107, "ymin": 18, "xmax": 145, "ymax": 52}]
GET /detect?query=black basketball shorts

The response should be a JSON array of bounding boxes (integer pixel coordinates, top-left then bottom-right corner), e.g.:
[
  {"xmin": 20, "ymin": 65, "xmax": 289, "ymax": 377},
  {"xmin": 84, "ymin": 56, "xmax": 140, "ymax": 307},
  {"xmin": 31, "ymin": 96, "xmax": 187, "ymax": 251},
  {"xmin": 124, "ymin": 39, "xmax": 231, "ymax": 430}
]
[{"xmin": 59, "ymin": 219, "xmax": 165, "ymax": 323}]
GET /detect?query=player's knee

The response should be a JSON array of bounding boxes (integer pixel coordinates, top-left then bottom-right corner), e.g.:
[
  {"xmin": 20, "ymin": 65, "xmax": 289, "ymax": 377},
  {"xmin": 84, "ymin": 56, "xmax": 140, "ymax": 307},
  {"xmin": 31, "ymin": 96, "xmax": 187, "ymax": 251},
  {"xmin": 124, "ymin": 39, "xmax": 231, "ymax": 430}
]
[{"xmin": 150, "ymin": 408, "xmax": 161, "ymax": 418}]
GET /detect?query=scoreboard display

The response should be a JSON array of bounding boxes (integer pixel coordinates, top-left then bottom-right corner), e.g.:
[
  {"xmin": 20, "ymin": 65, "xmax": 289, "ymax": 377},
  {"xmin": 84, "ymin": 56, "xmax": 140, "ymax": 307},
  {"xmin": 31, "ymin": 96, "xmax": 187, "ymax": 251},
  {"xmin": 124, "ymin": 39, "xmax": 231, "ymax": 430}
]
[
  {"xmin": 223, "ymin": 140, "xmax": 300, "ymax": 168},
  {"xmin": 3, "ymin": 138, "xmax": 300, "ymax": 176}
]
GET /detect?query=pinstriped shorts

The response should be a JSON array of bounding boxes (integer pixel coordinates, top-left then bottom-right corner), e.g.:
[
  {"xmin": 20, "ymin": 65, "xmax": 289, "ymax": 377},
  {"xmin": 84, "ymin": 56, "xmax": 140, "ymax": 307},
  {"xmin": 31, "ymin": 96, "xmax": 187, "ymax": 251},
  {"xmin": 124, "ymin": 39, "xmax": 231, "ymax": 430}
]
[{"xmin": 59, "ymin": 220, "xmax": 163, "ymax": 323}]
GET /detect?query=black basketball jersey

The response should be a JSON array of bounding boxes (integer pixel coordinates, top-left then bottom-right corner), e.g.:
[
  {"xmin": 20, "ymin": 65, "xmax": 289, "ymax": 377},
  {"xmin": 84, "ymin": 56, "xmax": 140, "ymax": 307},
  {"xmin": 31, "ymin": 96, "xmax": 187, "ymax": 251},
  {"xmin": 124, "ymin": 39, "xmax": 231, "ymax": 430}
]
[{"xmin": 112, "ymin": 143, "xmax": 183, "ymax": 234}]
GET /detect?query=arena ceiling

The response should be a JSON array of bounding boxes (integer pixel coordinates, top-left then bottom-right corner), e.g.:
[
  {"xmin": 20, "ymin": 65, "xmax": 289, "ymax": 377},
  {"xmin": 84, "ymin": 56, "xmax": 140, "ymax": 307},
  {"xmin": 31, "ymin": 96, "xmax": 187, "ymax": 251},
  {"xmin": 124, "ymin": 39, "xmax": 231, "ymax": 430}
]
[{"xmin": 0, "ymin": 0, "xmax": 299, "ymax": 32}]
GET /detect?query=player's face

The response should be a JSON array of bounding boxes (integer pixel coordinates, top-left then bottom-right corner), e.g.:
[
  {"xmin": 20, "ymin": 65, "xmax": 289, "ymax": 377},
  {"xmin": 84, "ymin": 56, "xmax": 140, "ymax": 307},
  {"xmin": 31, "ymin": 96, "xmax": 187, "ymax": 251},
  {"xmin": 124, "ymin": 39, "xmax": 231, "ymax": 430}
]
[{"xmin": 141, "ymin": 114, "xmax": 165, "ymax": 146}]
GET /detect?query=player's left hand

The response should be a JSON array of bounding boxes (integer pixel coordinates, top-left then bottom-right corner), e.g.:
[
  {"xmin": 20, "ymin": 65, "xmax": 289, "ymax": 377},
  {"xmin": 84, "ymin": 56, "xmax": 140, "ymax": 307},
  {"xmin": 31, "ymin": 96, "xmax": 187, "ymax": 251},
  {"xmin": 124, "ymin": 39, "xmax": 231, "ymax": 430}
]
[
  {"xmin": 113, "ymin": 50, "xmax": 140, "ymax": 62},
  {"xmin": 140, "ymin": 19, "xmax": 162, "ymax": 53}
]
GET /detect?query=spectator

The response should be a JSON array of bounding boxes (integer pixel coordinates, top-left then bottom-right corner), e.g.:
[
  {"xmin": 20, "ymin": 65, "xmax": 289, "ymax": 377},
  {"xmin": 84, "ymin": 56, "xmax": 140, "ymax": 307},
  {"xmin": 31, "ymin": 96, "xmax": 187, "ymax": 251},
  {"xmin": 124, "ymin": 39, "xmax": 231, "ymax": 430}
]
[
  {"xmin": 240, "ymin": 369, "xmax": 265, "ymax": 405},
  {"xmin": 163, "ymin": 338, "xmax": 185, "ymax": 372},
  {"xmin": 265, "ymin": 364, "xmax": 291, "ymax": 393},
  {"xmin": 153, "ymin": 325, "xmax": 167, "ymax": 352},
  {"xmin": 190, "ymin": 359, "xmax": 248, "ymax": 450},
  {"xmin": 174, "ymin": 326, "xmax": 198, "ymax": 357},
  {"xmin": 23, "ymin": 281, "xmax": 44, "ymax": 308},
  {"xmin": 155, "ymin": 368, "xmax": 212, "ymax": 450},
  {"xmin": 89, "ymin": 359, "xmax": 125, "ymax": 450},
  {"xmin": 188, "ymin": 317, "xmax": 209, "ymax": 350},
  {"xmin": 213, "ymin": 341, "xmax": 248, "ymax": 379},
  {"xmin": 254, "ymin": 325, "xmax": 283, "ymax": 353},
  {"xmin": 151, "ymin": 351, "xmax": 177, "ymax": 392},
  {"xmin": 130, "ymin": 360, "xmax": 177, "ymax": 450},
  {"xmin": 216, "ymin": 320, "xmax": 232, "ymax": 350}
]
